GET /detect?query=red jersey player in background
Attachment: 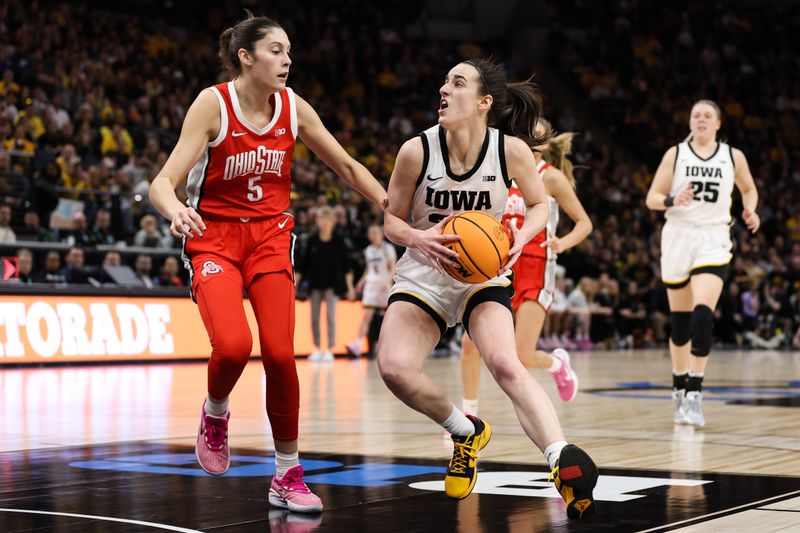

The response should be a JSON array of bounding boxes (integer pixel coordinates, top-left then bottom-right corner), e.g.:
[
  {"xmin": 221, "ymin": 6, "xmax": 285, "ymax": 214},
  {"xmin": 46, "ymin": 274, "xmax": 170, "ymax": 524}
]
[
  {"xmin": 457, "ymin": 118, "xmax": 592, "ymax": 419},
  {"xmin": 149, "ymin": 13, "xmax": 386, "ymax": 513}
]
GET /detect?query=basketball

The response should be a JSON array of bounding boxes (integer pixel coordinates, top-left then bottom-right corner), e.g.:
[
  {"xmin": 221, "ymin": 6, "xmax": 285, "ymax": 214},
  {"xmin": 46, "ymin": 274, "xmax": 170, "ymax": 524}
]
[{"xmin": 442, "ymin": 211, "xmax": 510, "ymax": 284}]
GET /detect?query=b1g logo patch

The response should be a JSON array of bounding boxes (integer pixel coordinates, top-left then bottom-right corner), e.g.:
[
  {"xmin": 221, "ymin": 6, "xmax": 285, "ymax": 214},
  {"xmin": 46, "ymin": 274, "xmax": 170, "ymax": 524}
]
[{"xmin": 201, "ymin": 261, "xmax": 224, "ymax": 277}]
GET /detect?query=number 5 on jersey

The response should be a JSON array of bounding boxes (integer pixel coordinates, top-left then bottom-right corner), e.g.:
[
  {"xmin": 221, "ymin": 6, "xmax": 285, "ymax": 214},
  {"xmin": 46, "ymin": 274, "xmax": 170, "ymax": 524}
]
[{"xmin": 248, "ymin": 176, "xmax": 263, "ymax": 202}]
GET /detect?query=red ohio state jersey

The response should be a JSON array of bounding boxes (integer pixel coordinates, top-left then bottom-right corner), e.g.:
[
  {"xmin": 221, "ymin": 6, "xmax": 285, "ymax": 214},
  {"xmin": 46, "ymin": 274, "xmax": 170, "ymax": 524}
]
[
  {"xmin": 186, "ymin": 81, "xmax": 298, "ymax": 220},
  {"xmin": 502, "ymin": 161, "xmax": 558, "ymax": 258}
]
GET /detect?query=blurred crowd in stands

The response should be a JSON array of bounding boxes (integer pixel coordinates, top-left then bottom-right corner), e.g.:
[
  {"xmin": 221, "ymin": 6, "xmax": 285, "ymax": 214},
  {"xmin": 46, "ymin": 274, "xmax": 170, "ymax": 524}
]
[{"xmin": 1, "ymin": 0, "xmax": 798, "ymax": 349}]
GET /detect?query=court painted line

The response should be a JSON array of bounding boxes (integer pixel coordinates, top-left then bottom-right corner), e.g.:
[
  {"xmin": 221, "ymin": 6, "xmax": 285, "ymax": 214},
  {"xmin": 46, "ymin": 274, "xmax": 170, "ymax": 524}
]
[
  {"xmin": 636, "ymin": 489, "xmax": 800, "ymax": 532},
  {"xmin": 0, "ymin": 508, "xmax": 203, "ymax": 533}
]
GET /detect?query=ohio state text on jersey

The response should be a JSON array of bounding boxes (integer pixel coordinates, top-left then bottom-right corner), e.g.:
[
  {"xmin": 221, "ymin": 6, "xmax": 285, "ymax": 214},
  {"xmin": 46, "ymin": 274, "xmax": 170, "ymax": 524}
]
[{"xmin": 186, "ymin": 81, "xmax": 298, "ymax": 220}]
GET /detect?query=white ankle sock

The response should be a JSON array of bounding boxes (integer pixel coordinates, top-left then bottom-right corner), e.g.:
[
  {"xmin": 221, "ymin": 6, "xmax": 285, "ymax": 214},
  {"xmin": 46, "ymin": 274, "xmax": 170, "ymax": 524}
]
[
  {"xmin": 440, "ymin": 405, "xmax": 475, "ymax": 437},
  {"xmin": 544, "ymin": 440, "xmax": 568, "ymax": 470},
  {"xmin": 205, "ymin": 394, "xmax": 229, "ymax": 416},
  {"xmin": 547, "ymin": 355, "xmax": 563, "ymax": 373},
  {"xmin": 461, "ymin": 398, "xmax": 479, "ymax": 416},
  {"xmin": 275, "ymin": 450, "xmax": 299, "ymax": 479}
]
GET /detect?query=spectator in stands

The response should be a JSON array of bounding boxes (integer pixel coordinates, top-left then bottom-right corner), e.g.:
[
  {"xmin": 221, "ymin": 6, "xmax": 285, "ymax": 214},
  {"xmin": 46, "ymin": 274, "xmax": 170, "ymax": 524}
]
[
  {"xmin": 133, "ymin": 214, "xmax": 166, "ymax": 248},
  {"xmin": 33, "ymin": 250, "xmax": 65, "ymax": 284},
  {"xmin": 590, "ymin": 273, "xmax": 618, "ymax": 346},
  {"xmin": 100, "ymin": 122, "xmax": 134, "ymax": 160},
  {"xmin": 155, "ymin": 256, "xmax": 184, "ymax": 287},
  {"xmin": 133, "ymin": 254, "xmax": 154, "ymax": 289},
  {"xmin": 4, "ymin": 124, "xmax": 34, "ymax": 156},
  {"xmin": 296, "ymin": 206, "xmax": 355, "ymax": 362},
  {"xmin": 90, "ymin": 208, "xmax": 116, "ymax": 246},
  {"xmin": 102, "ymin": 250, "xmax": 122, "ymax": 267},
  {"xmin": 59, "ymin": 246, "xmax": 90, "ymax": 284},
  {"xmin": 64, "ymin": 211, "xmax": 92, "ymax": 246},
  {"xmin": 0, "ymin": 203, "xmax": 16, "ymax": 243},
  {"xmin": 8, "ymin": 248, "xmax": 34, "ymax": 285},
  {"xmin": 566, "ymin": 277, "xmax": 596, "ymax": 349},
  {"xmin": 616, "ymin": 280, "xmax": 648, "ymax": 348},
  {"xmin": 30, "ymin": 161, "xmax": 61, "ymax": 224},
  {"xmin": 716, "ymin": 282, "xmax": 745, "ymax": 346},
  {"xmin": 122, "ymin": 151, "xmax": 151, "ymax": 185},
  {"xmin": 741, "ymin": 280, "xmax": 761, "ymax": 336},
  {"xmin": 16, "ymin": 210, "xmax": 54, "ymax": 242}
]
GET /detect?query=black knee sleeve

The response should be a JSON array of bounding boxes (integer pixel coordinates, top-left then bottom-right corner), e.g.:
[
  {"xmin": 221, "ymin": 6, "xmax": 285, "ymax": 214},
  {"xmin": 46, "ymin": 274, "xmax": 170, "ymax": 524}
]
[
  {"xmin": 690, "ymin": 305, "xmax": 714, "ymax": 356},
  {"xmin": 670, "ymin": 311, "xmax": 692, "ymax": 346}
]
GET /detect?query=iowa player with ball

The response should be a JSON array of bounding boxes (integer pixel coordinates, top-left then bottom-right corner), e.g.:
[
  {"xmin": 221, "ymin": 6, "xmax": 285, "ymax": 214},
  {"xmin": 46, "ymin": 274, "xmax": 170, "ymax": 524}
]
[
  {"xmin": 379, "ymin": 58, "xmax": 598, "ymax": 519},
  {"xmin": 149, "ymin": 13, "xmax": 386, "ymax": 512}
]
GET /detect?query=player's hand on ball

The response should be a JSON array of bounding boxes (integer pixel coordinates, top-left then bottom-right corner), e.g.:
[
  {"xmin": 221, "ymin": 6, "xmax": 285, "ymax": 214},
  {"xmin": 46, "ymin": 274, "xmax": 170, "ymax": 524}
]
[
  {"xmin": 675, "ymin": 183, "xmax": 694, "ymax": 206},
  {"xmin": 171, "ymin": 207, "xmax": 206, "ymax": 239},
  {"xmin": 743, "ymin": 208, "xmax": 760, "ymax": 233},
  {"xmin": 414, "ymin": 213, "xmax": 460, "ymax": 276}
]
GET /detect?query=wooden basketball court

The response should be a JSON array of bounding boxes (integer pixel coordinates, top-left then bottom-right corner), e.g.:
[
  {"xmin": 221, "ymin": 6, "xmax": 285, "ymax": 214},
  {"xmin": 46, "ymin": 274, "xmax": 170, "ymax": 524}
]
[{"xmin": 2, "ymin": 349, "xmax": 799, "ymax": 531}]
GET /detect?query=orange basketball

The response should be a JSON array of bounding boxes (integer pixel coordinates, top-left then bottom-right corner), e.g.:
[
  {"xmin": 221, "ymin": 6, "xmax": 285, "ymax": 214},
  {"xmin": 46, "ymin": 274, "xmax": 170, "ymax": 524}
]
[{"xmin": 442, "ymin": 211, "xmax": 510, "ymax": 284}]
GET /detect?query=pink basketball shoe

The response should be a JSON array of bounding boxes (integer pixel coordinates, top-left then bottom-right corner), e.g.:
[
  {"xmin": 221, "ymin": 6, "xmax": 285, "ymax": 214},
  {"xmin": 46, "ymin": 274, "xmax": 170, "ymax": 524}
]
[
  {"xmin": 551, "ymin": 348, "xmax": 579, "ymax": 402},
  {"xmin": 269, "ymin": 465, "xmax": 323, "ymax": 513},
  {"xmin": 195, "ymin": 403, "xmax": 230, "ymax": 475}
]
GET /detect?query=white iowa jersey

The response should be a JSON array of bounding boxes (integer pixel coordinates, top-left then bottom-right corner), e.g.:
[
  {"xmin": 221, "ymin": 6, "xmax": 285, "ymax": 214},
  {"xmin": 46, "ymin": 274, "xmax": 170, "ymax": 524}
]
[
  {"xmin": 407, "ymin": 125, "xmax": 510, "ymax": 263},
  {"xmin": 666, "ymin": 141, "xmax": 735, "ymax": 225},
  {"xmin": 364, "ymin": 242, "xmax": 396, "ymax": 282}
]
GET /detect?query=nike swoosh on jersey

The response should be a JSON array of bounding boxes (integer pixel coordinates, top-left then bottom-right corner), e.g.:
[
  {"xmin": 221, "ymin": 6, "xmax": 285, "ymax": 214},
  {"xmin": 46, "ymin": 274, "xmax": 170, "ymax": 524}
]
[
  {"xmin": 426, "ymin": 174, "xmax": 444, "ymax": 181},
  {"xmin": 277, "ymin": 216, "xmax": 291, "ymax": 229},
  {"xmin": 232, "ymin": 131, "xmax": 248, "ymax": 137}
]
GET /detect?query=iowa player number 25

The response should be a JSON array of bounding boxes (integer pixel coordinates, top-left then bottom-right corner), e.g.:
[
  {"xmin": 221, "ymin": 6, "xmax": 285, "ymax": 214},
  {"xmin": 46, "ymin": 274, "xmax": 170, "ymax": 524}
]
[
  {"xmin": 690, "ymin": 180, "xmax": 719, "ymax": 203},
  {"xmin": 247, "ymin": 176, "xmax": 263, "ymax": 202}
]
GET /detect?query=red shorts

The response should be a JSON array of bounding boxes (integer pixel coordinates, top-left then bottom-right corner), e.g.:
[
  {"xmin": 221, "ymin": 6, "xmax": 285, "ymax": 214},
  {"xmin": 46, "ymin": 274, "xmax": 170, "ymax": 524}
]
[
  {"xmin": 182, "ymin": 213, "xmax": 295, "ymax": 295},
  {"xmin": 510, "ymin": 253, "xmax": 556, "ymax": 313}
]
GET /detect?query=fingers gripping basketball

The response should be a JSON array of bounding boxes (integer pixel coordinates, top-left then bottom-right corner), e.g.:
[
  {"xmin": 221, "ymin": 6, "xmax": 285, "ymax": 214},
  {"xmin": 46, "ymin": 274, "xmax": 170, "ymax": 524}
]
[{"xmin": 442, "ymin": 211, "xmax": 510, "ymax": 284}]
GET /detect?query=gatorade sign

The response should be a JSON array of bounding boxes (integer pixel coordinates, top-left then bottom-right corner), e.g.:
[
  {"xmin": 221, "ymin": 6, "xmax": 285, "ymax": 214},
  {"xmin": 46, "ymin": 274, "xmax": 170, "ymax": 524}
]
[
  {"xmin": 0, "ymin": 300, "xmax": 173, "ymax": 358},
  {"xmin": 0, "ymin": 296, "xmax": 365, "ymax": 364}
]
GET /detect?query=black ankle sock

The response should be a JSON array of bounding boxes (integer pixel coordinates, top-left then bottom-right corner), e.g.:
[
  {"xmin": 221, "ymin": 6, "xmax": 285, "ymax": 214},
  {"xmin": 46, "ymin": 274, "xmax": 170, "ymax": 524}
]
[
  {"xmin": 686, "ymin": 374, "xmax": 703, "ymax": 393},
  {"xmin": 672, "ymin": 372, "xmax": 688, "ymax": 391}
]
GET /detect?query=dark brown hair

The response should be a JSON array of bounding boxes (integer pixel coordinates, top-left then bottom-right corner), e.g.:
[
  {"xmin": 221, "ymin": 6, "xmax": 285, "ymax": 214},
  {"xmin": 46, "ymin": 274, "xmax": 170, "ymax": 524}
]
[
  {"xmin": 461, "ymin": 58, "xmax": 550, "ymax": 147},
  {"xmin": 218, "ymin": 11, "xmax": 283, "ymax": 77}
]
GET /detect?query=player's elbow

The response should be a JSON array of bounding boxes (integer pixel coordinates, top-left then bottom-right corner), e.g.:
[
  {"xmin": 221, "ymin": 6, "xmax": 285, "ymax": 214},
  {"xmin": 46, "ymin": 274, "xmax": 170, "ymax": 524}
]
[
  {"xmin": 335, "ymin": 158, "xmax": 360, "ymax": 186},
  {"xmin": 645, "ymin": 193, "xmax": 661, "ymax": 210},
  {"xmin": 579, "ymin": 218, "xmax": 593, "ymax": 239}
]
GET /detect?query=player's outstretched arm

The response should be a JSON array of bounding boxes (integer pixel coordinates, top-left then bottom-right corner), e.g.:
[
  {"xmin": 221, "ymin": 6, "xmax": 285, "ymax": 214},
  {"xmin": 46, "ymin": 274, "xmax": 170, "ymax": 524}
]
[
  {"xmin": 149, "ymin": 89, "xmax": 218, "ymax": 239},
  {"xmin": 295, "ymin": 94, "xmax": 387, "ymax": 209}
]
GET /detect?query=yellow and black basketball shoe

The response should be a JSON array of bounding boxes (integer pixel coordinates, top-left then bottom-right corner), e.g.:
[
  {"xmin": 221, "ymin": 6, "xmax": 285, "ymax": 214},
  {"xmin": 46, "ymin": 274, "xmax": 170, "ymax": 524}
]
[
  {"xmin": 445, "ymin": 415, "xmax": 492, "ymax": 499},
  {"xmin": 549, "ymin": 444, "xmax": 598, "ymax": 519}
]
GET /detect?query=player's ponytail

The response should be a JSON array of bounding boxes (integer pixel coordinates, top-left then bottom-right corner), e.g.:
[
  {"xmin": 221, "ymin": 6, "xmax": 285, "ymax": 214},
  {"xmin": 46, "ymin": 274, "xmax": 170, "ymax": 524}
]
[
  {"xmin": 462, "ymin": 58, "xmax": 550, "ymax": 148},
  {"xmin": 218, "ymin": 10, "xmax": 283, "ymax": 77},
  {"xmin": 538, "ymin": 118, "xmax": 577, "ymax": 187}
]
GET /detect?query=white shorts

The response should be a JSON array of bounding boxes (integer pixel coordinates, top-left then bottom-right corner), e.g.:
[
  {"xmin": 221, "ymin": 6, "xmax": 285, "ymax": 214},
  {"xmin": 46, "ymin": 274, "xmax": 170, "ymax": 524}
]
[
  {"xmin": 389, "ymin": 252, "xmax": 513, "ymax": 333},
  {"xmin": 661, "ymin": 221, "xmax": 732, "ymax": 288},
  {"xmin": 362, "ymin": 279, "xmax": 390, "ymax": 308}
]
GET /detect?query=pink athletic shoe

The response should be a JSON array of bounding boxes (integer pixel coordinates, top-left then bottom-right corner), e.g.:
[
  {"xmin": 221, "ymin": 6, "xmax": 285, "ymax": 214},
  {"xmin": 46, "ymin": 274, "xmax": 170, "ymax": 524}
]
[
  {"xmin": 551, "ymin": 348, "xmax": 579, "ymax": 402},
  {"xmin": 195, "ymin": 404, "xmax": 230, "ymax": 475},
  {"xmin": 269, "ymin": 465, "xmax": 323, "ymax": 513}
]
